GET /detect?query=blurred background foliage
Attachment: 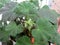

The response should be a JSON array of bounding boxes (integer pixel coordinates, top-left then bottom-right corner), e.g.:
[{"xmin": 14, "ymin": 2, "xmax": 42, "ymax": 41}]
[{"xmin": 0, "ymin": 0, "xmax": 60, "ymax": 45}]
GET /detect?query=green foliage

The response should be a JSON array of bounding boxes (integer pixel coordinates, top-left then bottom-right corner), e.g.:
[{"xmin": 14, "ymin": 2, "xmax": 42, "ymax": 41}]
[
  {"xmin": 0, "ymin": 0, "xmax": 11, "ymax": 9},
  {"xmin": 14, "ymin": 1, "xmax": 38, "ymax": 15},
  {"xmin": 13, "ymin": 1, "xmax": 60, "ymax": 45},
  {"xmin": 24, "ymin": 18, "xmax": 35, "ymax": 31},
  {"xmin": 29, "ymin": 0, "xmax": 39, "ymax": 6},
  {"xmin": 0, "ymin": 21, "xmax": 23, "ymax": 41},
  {"xmin": 16, "ymin": 36, "xmax": 31, "ymax": 45},
  {"xmin": 0, "ymin": 0, "xmax": 60, "ymax": 45},
  {"xmin": 32, "ymin": 17, "xmax": 57, "ymax": 45},
  {"xmin": 0, "ymin": 0, "xmax": 10, "ymax": 4},
  {"xmin": 0, "ymin": 4, "xmax": 3, "ymax": 8},
  {"xmin": 39, "ymin": 5, "xmax": 60, "ymax": 24}
]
